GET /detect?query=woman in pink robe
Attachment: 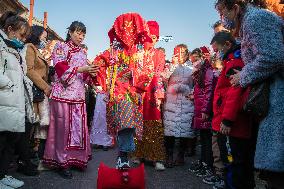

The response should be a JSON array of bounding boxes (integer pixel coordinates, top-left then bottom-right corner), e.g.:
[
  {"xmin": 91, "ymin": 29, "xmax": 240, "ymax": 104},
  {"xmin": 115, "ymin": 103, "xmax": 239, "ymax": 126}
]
[{"xmin": 43, "ymin": 21, "xmax": 98, "ymax": 179}]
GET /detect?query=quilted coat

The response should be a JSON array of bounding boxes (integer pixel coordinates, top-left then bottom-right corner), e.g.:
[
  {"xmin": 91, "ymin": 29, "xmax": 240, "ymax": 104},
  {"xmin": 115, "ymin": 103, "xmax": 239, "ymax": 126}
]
[{"xmin": 163, "ymin": 61, "xmax": 195, "ymax": 138}]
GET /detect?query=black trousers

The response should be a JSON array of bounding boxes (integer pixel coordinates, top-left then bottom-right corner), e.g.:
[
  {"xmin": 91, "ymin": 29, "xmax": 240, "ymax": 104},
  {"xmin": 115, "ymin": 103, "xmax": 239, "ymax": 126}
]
[
  {"xmin": 0, "ymin": 131, "xmax": 21, "ymax": 179},
  {"xmin": 164, "ymin": 136, "xmax": 188, "ymax": 154},
  {"xmin": 85, "ymin": 87, "xmax": 96, "ymax": 129},
  {"xmin": 38, "ymin": 139, "xmax": 46, "ymax": 159},
  {"xmin": 200, "ymin": 129, "xmax": 213, "ymax": 167},
  {"xmin": 217, "ymin": 134, "xmax": 255, "ymax": 189},
  {"xmin": 15, "ymin": 122, "xmax": 33, "ymax": 163}
]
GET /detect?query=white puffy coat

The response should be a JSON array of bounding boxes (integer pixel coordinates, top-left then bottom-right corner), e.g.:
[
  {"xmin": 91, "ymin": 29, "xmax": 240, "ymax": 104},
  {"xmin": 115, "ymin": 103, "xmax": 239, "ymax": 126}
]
[
  {"xmin": 0, "ymin": 29, "xmax": 26, "ymax": 132},
  {"xmin": 163, "ymin": 62, "xmax": 195, "ymax": 138}
]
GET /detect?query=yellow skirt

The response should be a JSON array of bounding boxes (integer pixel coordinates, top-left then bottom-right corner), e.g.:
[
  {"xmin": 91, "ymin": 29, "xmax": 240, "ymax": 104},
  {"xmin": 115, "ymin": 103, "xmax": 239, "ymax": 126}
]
[{"xmin": 133, "ymin": 120, "xmax": 166, "ymax": 162}]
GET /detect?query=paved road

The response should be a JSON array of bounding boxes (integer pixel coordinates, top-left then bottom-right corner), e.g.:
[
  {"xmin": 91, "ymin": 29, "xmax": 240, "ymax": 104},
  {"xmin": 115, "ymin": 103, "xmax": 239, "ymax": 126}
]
[{"xmin": 13, "ymin": 148, "xmax": 212, "ymax": 189}]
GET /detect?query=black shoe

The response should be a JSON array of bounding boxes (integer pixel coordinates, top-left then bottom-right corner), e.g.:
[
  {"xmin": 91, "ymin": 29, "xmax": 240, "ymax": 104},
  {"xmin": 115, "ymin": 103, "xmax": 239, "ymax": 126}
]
[
  {"xmin": 17, "ymin": 162, "xmax": 39, "ymax": 176},
  {"xmin": 203, "ymin": 174, "xmax": 223, "ymax": 185},
  {"xmin": 212, "ymin": 178, "xmax": 226, "ymax": 189},
  {"xmin": 103, "ymin": 146, "xmax": 109, "ymax": 151},
  {"xmin": 188, "ymin": 160, "xmax": 203, "ymax": 173},
  {"xmin": 58, "ymin": 168, "xmax": 73, "ymax": 179},
  {"xmin": 195, "ymin": 164, "xmax": 213, "ymax": 178},
  {"xmin": 175, "ymin": 152, "xmax": 185, "ymax": 166}
]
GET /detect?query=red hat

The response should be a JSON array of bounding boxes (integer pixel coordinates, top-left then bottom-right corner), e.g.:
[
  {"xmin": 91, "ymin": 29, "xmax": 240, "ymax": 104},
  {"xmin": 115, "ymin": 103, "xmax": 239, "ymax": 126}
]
[
  {"xmin": 108, "ymin": 13, "xmax": 152, "ymax": 49},
  {"xmin": 147, "ymin": 20, "xmax": 159, "ymax": 39},
  {"xmin": 200, "ymin": 46, "xmax": 210, "ymax": 54}
]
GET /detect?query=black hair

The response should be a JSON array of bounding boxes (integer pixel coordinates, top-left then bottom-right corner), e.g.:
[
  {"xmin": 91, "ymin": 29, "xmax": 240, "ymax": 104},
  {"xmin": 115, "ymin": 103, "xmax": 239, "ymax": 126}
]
[
  {"xmin": 211, "ymin": 31, "xmax": 236, "ymax": 45},
  {"xmin": 191, "ymin": 47, "xmax": 211, "ymax": 88},
  {"xmin": 212, "ymin": 20, "xmax": 222, "ymax": 29},
  {"xmin": 26, "ymin": 25, "xmax": 47, "ymax": 46},
  {"xmin": 0, "ymin": 11, "xmax": 30, "ymax": 36},
  {"xmin": 215, "ymin": 0, "xmax": 267, "ymax": 10},
  {"xmin": 66, "ymin": 21, "xmax": 86, "ymax": 42},
  {"xmin": 0, "ymin": 11, "xmax": 17, "ymax": 29},
  {"xmin": 157, "ymin": 47, "xmax": 166, "ymax": 53},
  {"xmin": 191, "ymin": 48, "xmax": 202, "ymax": 57}
]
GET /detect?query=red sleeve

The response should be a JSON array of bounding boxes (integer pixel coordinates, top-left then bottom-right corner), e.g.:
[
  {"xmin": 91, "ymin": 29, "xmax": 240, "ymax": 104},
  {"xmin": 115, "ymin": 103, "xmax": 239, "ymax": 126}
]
[
  {"xmin": 155, "ymin": 50, "xmax": 166, "ymax": 74},
  {"xmin": 222, "ymin": 59, "xmax": 245, "ymax": 122},
  {"xmin": 91, "ymin": 50, "xmax": 110, "ymax": 91},
  {"xmin": 96, "ymin": 50, "xmax": 110, "ymax": 66}
]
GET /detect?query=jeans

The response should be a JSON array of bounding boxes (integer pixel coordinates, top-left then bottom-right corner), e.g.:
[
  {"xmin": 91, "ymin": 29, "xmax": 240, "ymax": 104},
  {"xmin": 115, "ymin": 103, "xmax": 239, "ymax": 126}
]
[{"xmin": 117, "ymin": 128, "xmax": 135, "ymax": 153}]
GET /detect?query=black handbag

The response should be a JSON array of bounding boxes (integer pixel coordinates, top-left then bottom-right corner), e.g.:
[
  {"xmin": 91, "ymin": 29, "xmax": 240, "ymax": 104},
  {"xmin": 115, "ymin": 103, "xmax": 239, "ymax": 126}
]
[
  {"xmin": 32, "ymin": 55, "xmax": 50, "ymax": 103},
  {"xmin": 32, "ymin": 85, "xmax": 45, "ymax": 102},
  {"xmin": 243, "ymin": 80, "xmax": 270, "ymax": 120}
]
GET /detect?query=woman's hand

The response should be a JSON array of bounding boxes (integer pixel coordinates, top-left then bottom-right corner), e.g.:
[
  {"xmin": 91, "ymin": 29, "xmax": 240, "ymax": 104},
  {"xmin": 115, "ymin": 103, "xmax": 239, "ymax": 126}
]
[
  {"xmin": 156, "ymin": 98, "xmax": 163, "ymax": 108},
  {"xmin": 230, "ymin": 69, "xmax": 241, "ymax": 86},
  {"xmin": 78, "ymin": 65, "xmax": 100, "ymax": 75},
  {"xmin": 172, "ymin": 55, "xmax": 179, "ymax": 64},
  {"xmin": 185, "ymin": 94, "xmax": 194, "ymax": 101},
  {"xmin": 44, "ymin": 86, "xmax": 51, "ymax": 97},
  {"xmin": 220, "ymin": 122, "xmax": 231, "ymax": 135}
]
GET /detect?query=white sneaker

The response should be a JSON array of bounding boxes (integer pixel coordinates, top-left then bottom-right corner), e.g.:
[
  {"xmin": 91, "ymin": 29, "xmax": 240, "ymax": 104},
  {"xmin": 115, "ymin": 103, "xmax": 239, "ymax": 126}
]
[
  {"xmin": 155, "ymin": 162, "xmax": 166, "ymax": 171},
  {"xmin": 0, "ymin": 182, "xmax": 14, "ymax": 189},
  {"xmin": 0, "ymin": 176, "xmax": 24, "ymax": 188},
  {"xmin": 116, "ymin": 157, "xmax": 130, "ymax": 169}
]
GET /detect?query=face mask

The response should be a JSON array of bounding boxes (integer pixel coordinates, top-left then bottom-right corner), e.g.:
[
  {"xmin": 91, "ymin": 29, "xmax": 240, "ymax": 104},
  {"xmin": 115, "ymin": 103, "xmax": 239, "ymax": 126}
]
[
  {"xmin": 39, "ymin": 40, "xmax": 46, "ymax": 49},
  {"xmin": 221, "ymin": 16, "xmax": 235, "ymax": 30},
  {"xmin": 11, "ymin": 38, "xmax": 24, "ymax": 49},
  {"xmin": 235, "ymin": 37, "xmax": 241, "ymax": 45}
]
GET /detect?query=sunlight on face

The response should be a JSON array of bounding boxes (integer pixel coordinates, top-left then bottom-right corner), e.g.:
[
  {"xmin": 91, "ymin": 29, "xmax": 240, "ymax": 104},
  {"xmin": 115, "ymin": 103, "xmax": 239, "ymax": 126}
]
[
  {"xmin": 7, "ymin": 25, "xmax": 28, "ymax": 42},
  {"xmin": 174, "ymin": 47, "xmax": 188, "ymax": 64},
  {"xmin": 40, "ymin": 30, "xmax": 48, "ymax": 42},
  {"xmin": 151, "ymin": 35, "xmax": 158, "ymax": 45},
  {"xmin": 190, "ymin": 54, "xmax": 202, "ymax": 64},
  {"xmin": 70, "ymin": 30, "xmax": 86, "ymax": 46}
]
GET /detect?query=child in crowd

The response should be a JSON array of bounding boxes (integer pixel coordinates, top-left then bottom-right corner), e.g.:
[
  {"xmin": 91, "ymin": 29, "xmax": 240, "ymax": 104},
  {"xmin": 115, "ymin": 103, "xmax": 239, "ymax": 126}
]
[
  {"xmin": 210, "ymin": 31, "xmax": 254, "ymax": 189},
  {"xmin": 189, "ymin": 47, "xmax": 216, "ymax": 178},
  {"xmin": 163, "ymin": 44, "xmax": 195, "ymax": 168}
]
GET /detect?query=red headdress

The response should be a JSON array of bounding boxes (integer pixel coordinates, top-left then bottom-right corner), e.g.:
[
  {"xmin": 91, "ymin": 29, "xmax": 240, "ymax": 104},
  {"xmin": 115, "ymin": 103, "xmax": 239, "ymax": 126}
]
[
  {"xmin": 108, "ymin": 12, "xmax": 152, "ymax": 50},
  {"xmin": 147, "ymin": 20, "xmax": 159, "ymax": 39},
  {"xmin": 200, "ymin": 46, "xmax": 210, "ymax": 54}
]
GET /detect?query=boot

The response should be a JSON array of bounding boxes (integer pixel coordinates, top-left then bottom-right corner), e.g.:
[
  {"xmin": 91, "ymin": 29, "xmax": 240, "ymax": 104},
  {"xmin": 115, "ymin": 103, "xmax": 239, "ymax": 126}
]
[
  {"xmin": 186, "ymin": 137, "xmax": 197, "ymax": 157},
  {"xmin": 17, "ymin": 160, "xmax": 39, "ymax": 176},
  {"xmin": 175, "ymin": 138, "xmax": 188, "ymax": 166},
  {"xmin": 58, "ymin": 168, "xmax": 72, "ymax": 179},
  {"xmin": 165, "ymin": 149, "xmax": 174, "ymax": 168},
  {"xmin": 175, "ymin": 151, "xmax": 185, "ymax": 166}
]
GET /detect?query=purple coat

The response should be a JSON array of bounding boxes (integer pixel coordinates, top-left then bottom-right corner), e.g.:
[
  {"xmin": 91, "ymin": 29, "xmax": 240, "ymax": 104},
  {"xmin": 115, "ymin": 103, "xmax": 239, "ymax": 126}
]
[{"xmin": 192, "ymin": 62, "xmax": 216, "ymax": 130}]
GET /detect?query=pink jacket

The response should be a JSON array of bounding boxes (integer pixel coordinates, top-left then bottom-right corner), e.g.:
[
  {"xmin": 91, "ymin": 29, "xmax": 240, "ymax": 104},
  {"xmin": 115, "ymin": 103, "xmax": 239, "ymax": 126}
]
[
  {"xmin": 192, "ymin": 61, "xmax": 216, "ymax": 130},
  {"xmin": 50, "ymin": 41, "xmax": 92, "ymax": 103}
]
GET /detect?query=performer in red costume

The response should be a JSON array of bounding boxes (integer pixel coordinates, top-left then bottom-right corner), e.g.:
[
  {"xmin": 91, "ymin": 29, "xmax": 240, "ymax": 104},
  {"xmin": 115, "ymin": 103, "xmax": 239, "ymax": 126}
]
[
  {"xmin": 133, "ymin": 21, "xmax": 167, "ymax": 171},
  {"xmin": 93, "ymin": 13, "xmax": 152, "ymax": 169}
]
